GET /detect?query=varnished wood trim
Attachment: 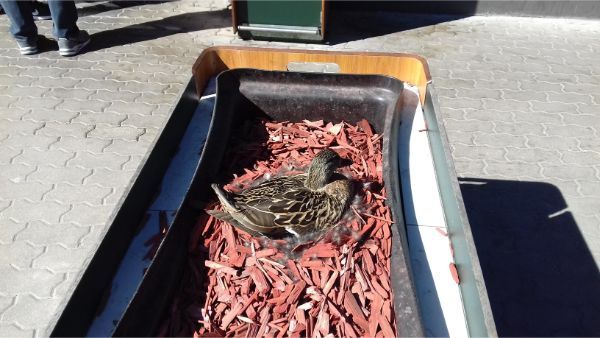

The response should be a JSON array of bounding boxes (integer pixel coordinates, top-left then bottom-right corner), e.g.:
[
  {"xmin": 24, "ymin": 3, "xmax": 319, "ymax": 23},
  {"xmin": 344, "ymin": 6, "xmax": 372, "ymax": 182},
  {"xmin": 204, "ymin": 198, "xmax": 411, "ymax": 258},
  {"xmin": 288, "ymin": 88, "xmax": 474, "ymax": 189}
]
[{"xmin": 192, "ymin": 46, "xmax": 431, "ymax": 105}]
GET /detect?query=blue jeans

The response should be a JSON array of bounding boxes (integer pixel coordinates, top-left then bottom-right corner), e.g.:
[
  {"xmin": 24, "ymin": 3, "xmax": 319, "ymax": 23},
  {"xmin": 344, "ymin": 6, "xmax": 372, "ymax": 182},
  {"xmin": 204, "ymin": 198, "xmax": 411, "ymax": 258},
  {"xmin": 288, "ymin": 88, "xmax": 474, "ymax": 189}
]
[{"xmin": 0, "ymin": 0, "xmax": 79, "ymax": 43}]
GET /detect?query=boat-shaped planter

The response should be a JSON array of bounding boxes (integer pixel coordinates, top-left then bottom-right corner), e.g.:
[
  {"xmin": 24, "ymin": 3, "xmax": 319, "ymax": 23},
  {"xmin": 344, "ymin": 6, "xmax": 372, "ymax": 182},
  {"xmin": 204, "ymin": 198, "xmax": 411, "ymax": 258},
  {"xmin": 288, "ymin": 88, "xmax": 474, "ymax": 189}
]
[{"xmin": 50, "ymin": 47, "xmax": 496, "ymax": 337}]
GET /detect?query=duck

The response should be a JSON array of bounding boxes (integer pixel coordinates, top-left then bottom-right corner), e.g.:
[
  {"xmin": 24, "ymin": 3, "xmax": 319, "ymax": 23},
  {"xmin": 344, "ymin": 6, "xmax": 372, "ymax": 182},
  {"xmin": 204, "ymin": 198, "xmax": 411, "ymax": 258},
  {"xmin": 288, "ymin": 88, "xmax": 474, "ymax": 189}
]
[{"xmin": 207, "ymin": 149, "xmax": 354, "ymax": 238}]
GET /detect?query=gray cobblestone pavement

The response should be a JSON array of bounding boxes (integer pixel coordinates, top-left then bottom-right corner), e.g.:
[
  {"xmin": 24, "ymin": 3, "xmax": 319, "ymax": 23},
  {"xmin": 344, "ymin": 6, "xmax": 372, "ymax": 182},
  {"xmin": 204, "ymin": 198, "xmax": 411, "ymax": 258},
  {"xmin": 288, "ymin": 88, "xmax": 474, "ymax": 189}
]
[{"xmin": 0, "ymin": 1, "xmax": 599, "ymax": 336}]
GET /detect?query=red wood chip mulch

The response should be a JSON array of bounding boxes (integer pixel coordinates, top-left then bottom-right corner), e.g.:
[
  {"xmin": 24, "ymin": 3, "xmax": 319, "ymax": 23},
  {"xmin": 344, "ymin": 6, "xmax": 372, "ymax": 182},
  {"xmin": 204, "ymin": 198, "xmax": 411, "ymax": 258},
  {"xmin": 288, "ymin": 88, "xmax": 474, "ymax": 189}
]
[{"xmin": 158, "ymin": 119, "xmax": 396, "ymax": 338}]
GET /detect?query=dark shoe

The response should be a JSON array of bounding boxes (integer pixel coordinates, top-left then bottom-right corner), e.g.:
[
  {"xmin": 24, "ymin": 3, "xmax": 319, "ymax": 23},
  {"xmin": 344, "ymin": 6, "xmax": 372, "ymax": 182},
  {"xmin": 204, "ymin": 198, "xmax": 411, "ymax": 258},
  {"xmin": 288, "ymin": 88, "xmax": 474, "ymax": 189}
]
[
  {"xmin": 32, "ymin": 1, "xmax": 51, "ymax": 21},
  {"xmin": 58, "ymin": 30, "xmax": 90, "ymax": 56},
  {"xmin": 16, "ymin": 39, "xmax": 39, "ymax": 55}
]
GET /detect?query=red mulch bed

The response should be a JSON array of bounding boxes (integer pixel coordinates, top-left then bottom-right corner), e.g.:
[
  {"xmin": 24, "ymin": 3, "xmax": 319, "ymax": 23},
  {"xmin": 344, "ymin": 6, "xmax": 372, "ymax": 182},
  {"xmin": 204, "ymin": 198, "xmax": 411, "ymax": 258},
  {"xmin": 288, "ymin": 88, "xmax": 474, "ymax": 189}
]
[{"xmin": 158, "ymin": 119, "xmax": 396, "ymax": 338}]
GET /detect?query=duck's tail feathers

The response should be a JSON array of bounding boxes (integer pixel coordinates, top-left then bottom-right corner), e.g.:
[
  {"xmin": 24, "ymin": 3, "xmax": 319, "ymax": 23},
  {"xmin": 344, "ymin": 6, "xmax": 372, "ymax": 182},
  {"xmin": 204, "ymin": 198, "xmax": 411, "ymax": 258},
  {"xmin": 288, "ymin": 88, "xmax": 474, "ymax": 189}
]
[{"xmin": 210, "ymin": 183, "xmax": 237, "ymax": 211}]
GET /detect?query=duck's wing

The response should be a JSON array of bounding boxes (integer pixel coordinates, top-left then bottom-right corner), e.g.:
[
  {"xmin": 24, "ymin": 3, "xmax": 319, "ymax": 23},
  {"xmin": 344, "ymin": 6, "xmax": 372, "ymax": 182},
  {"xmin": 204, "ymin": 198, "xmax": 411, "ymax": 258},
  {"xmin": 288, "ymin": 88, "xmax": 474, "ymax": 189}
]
[
  {"xmin": 237, "ymin": 189, "xmax": 332, "ymax": 235},
  {"xmin": 241, "ymin": 175, "xmax": 306, "ymax": 200}
]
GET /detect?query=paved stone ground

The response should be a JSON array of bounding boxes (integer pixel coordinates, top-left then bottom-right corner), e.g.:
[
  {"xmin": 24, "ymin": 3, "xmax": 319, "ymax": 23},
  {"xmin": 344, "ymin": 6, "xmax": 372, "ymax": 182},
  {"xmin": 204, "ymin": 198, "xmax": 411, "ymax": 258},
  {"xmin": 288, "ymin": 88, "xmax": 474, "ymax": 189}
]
[{"xmin": 0, "ymin": 1, "xmax": 599, "ymax": 336}]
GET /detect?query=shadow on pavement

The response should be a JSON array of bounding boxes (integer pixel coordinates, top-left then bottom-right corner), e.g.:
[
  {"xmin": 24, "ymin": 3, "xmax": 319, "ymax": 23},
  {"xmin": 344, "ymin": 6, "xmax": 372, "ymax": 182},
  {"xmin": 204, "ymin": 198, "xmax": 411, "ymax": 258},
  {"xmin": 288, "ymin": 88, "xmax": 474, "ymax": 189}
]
[
  {"xmin": 85, "ymin": 9, "xmax": 230, "ymax": 53},
  {"xmin": 78, "ymin": 1, "xmax": 168, "ymax": 17},
  {"xmin": 326, "ymin": 2, "xmax": 472, "ymax": 44},
  {"xmin": 459, "ymin": 178, "xmax": 600, "ymax": 336}
]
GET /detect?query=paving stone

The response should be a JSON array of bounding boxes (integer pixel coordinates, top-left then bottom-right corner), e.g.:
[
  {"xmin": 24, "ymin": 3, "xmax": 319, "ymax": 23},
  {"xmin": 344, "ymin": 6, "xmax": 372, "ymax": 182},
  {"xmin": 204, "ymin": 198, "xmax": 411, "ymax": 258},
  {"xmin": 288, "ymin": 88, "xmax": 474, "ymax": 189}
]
[
  {"xmin": 50, "ymin": 136, "xmax": 110, "ymax": 154},
  {"xmin": 45, "ymin": 183, "xmax": 112, "ymax": 206},
  {"xmin": 562, "ymin": 151, "xmax": 600, "ymax": 166},
  {"xmin": 504, "ymin": 147, "xmax": 563, "ymax": 164},
  {"xmin": 67, "ymin": 151, "xmax": 129, "ymax": 171},
  {"xmin": 106, "ymin": 101, "xmax": 156, "ymax": 116},
  {"xmin": 0, "ymin": 106, "xmax": 30, "ymax": 121},
  {"xmin": 13, "ymin": 148, "xmax": 73, "ymax": 167},
  {"xmin": 531, "ymin": 102, "xmax": 577, "ymax": 114},
  {"xmin": 0, "ymin": 241, "xmax": 44, "ymax": 270},
  {"xmin": 0, "ymin": 219, "xmax": 27, "ymax": 245},
  {"xmin": 502, "ymin": 89, "xmax": 548, "ymax": 102},
  {"xmin": 483, "ymin": 98, "xmax": 531, "ymax": 111},
  {"xmin": 15, "ymin": 221, "xmax": 89, "ymax": 249},
  {"xmin": 575, "ymin": 103, "xmax": 600, "ymax": 115},
  {"xmin": 474, "ymin": 132, "xmax": 528, "ymax": 148},
  {"xmin": 438, "ymin": 97, "xmax": 484, "ymax": 110},
  {"xmin": 0, "ymin": 324, "xmax": 35, "ymax": 338},
  {"xmin": 526, "ymin": 135, "xmax": 580, "ymax": 151},
  {"xmin": 513, "ymin": 110, "xmax": 563, "ymax": 125},
  {"xmin": 453, "ymin": 159, "xmax": 486, "ymax": 177},
  {"xmin": 452, "ymin": 144, "xmax": 506, "ymax": 161},
  {"xmin": 56, "ymin": 98, "xmax": 110, "ymax": 113},
  {"xmin": 577, "ymin": 136, "xmax": 600, "ymax": 152},
  {"xmin": 0, "ymin": 120, "xmax": 44, "ymax": 136},
  {"xmin": 464, "ymin": 108, "xmax": 514, "ymax": 122},
  {"xmin": 0, "ymin": 163, "xmax": 36, "ymax": 183},
  {"xmin": 577, "ymin": 180, "xmax": 600, "ymax": 197},
  {"xmin": 443, "ymin": 118, "xmax": 495, "ymax": 133},
  {"xmin": 0, "ymin": 268, "xmax": 64, "ymax": 298},
  {"xmin": 0, "ymin": 147, "xmax": 21, "ymax": 166},
  {"xmin": 36, "ymin": 122, "xmax": 94, "ymax": 138},
  {"xmin": 122, "ymin": 155, "xmax": 144, "ymax": 171},
  {"xmin": 567, "ymin": 197, "xmax": 600, "ymax": 217},
  {"xmin": 456, "ymin": 88, "xmax": 502, "ymax": 100},
  {"xmin": 23, "ymin": 108, "xmax": 79, "ymax": 124},
  {"xmin": 1, "ymin": 86, "xmax": 50, "ymax": 98},
  {"xmin": 88, "ymin": 125, "xmax": 145, "ymax": 141},
  {"xmin": 89, "ymin": 89, "xmax": 142, "ymax": 103},
  {"xmin": 43, "ymin": 87, "xmax": 94, "ymax": 100},
  {"xmin": 119, "ymin": 81, "xmax": 170, "ymax": 94},
  {"xmin": 0, "ymin": 180, "xmax": 53, "ymax": 202},
  {"xmin": 83, "ymin": 167, "xmax": 136, "ymax": 188},
  {"xmin": 542, "ymin": 164, "xmax": 597, "ymax": 181},
  {"xmin": 485, "ymin": 160, "xmax": 543, "ymax": 179},
  {"xmin": 50, "ymin": 272, "xmax": 75, "ymax": 298},
  {"xmin": 0, "ymin": 200, "xmax": 70, "ymax": 224},
  {"xmin": 493, "ymin": 120, "xmax": 545, "ymax": 136},
  {"xmin": 0, "ymin": 133, "xmax": 58, "ymax": 154},
  {"xmin": 446, "ymin": 130, "xmax": 476, "ymax": 145},
  {"xmin": 121, "ymin": 113, "xmax": 166, "ymax": 129},
  {"xmin": 0, "ymin": 95, "xmax": 19, "ymax": 107},
  {"xmin": 11, "ymin": 96, "xmax": 63, "ymax": 111},
  {"xmin": 75, "ymin": 78, "xmax": 119, "ymax": 91},
  {"xmin": 62, "ymin": 203, "xmax": 115, "ymax": 226},
  {"xmin": 104, "ymin": 139, "xmax": 151, "ymax": 155},
  {"xmin": 0, "ymin": 294, "xmax": 62, "ymax": 329},
  {"xmin": 28, "ymin": 165, "xmax": 92, "ymax": 185},
  {"xmin": 27, "ymin": 76, "xmax": 80, "ymax": 89},
  {"xmin": 32, "ymin": 245, "xmax": 89, "ymax": 273},
  {"xmin": 72, "ymin": 111, "xmax": 127, "ymax": 127},
  {"xmin": 544, "ymin": 124, "xmax": 595, "ymax": 138},
  {"xmin": 519, "ymin": 80, "xmax": 563, "ymax": 93},
  {"xmin": 65, "ymin": 68, "xmax": 111, "ymax": 80},
  {"xmin": 547, "ymin": 91, "xmax": 594, "ymax": 105}
]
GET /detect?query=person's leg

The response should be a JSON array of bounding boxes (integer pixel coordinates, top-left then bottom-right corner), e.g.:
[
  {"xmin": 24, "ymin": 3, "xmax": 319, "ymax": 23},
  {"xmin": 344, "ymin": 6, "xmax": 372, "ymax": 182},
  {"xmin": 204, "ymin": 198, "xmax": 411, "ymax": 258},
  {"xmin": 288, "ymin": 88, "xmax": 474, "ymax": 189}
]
[
  {"xmin": 47, "ymin": 0, "xmax": 89, "ymax": 56},
  {"xmin": 0, "ymin": 1, "xmax": 38, "ymax": 47},
  {"xmin": 32, "ymin": 1, "xmax": 52, "ymax": 21},
  {"xmin": 47, "ymin": 0, "xmax": 78, "ymax": 39}
]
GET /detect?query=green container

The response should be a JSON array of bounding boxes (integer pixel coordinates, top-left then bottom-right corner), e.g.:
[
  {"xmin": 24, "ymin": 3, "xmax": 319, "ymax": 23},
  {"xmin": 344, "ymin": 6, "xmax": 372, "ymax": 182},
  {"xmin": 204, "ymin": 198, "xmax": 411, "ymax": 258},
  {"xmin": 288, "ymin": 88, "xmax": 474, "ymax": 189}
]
[{"xmin": 234, "ymin": 0, "xmax": 325, "ymax": 42}]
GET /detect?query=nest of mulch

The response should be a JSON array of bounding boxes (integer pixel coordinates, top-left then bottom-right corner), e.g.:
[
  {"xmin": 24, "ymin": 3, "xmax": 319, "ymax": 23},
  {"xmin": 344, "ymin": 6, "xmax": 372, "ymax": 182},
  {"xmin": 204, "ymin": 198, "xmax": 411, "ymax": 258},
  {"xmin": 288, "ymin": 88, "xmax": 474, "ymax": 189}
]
[{"xmin": 158, "ymin": 118, "xmax": 396, "ymax": 338}]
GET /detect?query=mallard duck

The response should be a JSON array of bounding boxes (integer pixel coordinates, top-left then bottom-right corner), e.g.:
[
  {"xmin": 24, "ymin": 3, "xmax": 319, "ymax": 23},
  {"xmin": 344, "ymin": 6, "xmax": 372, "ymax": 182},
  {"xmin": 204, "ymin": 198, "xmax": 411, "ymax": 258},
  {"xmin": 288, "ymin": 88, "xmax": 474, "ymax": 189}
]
[{"xmin": 207, "ymin": 149, "xmax": 354, "ymax": 237}]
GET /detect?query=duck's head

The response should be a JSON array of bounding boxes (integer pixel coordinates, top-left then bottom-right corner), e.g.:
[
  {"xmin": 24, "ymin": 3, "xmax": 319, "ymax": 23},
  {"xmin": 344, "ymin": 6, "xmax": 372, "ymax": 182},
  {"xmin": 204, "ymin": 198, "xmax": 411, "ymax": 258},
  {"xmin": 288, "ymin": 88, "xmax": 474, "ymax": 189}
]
[{"xmin": 306, "ymin": 149, "xmax": 347, "ymax": 190}]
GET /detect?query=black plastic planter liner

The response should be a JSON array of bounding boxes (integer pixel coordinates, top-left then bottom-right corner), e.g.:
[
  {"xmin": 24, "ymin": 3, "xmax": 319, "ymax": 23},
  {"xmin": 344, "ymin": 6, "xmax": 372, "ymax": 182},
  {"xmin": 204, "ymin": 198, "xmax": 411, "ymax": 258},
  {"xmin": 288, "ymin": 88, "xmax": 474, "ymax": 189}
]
[{"xmin": 115, "ymin": 69, "xmax": 423, "ymax": 336}]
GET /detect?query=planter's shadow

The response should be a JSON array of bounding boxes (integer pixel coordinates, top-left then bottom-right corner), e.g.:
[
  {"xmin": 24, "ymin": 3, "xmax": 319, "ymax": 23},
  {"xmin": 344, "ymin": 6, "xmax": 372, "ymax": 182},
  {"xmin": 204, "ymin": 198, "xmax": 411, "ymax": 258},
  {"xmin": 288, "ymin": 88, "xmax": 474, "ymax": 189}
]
[{"xmin": 460, "ymin": 178, "xmax": 600, "ymax": 336}]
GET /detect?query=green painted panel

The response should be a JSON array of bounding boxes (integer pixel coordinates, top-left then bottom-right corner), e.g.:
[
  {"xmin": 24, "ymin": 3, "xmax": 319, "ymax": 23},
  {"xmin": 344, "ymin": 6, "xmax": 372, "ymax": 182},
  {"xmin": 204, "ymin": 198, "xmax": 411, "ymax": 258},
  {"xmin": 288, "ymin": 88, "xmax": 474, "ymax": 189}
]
[{"xmin": 245, "ymin": 0, "xmax": 321, "ymax": 27}]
